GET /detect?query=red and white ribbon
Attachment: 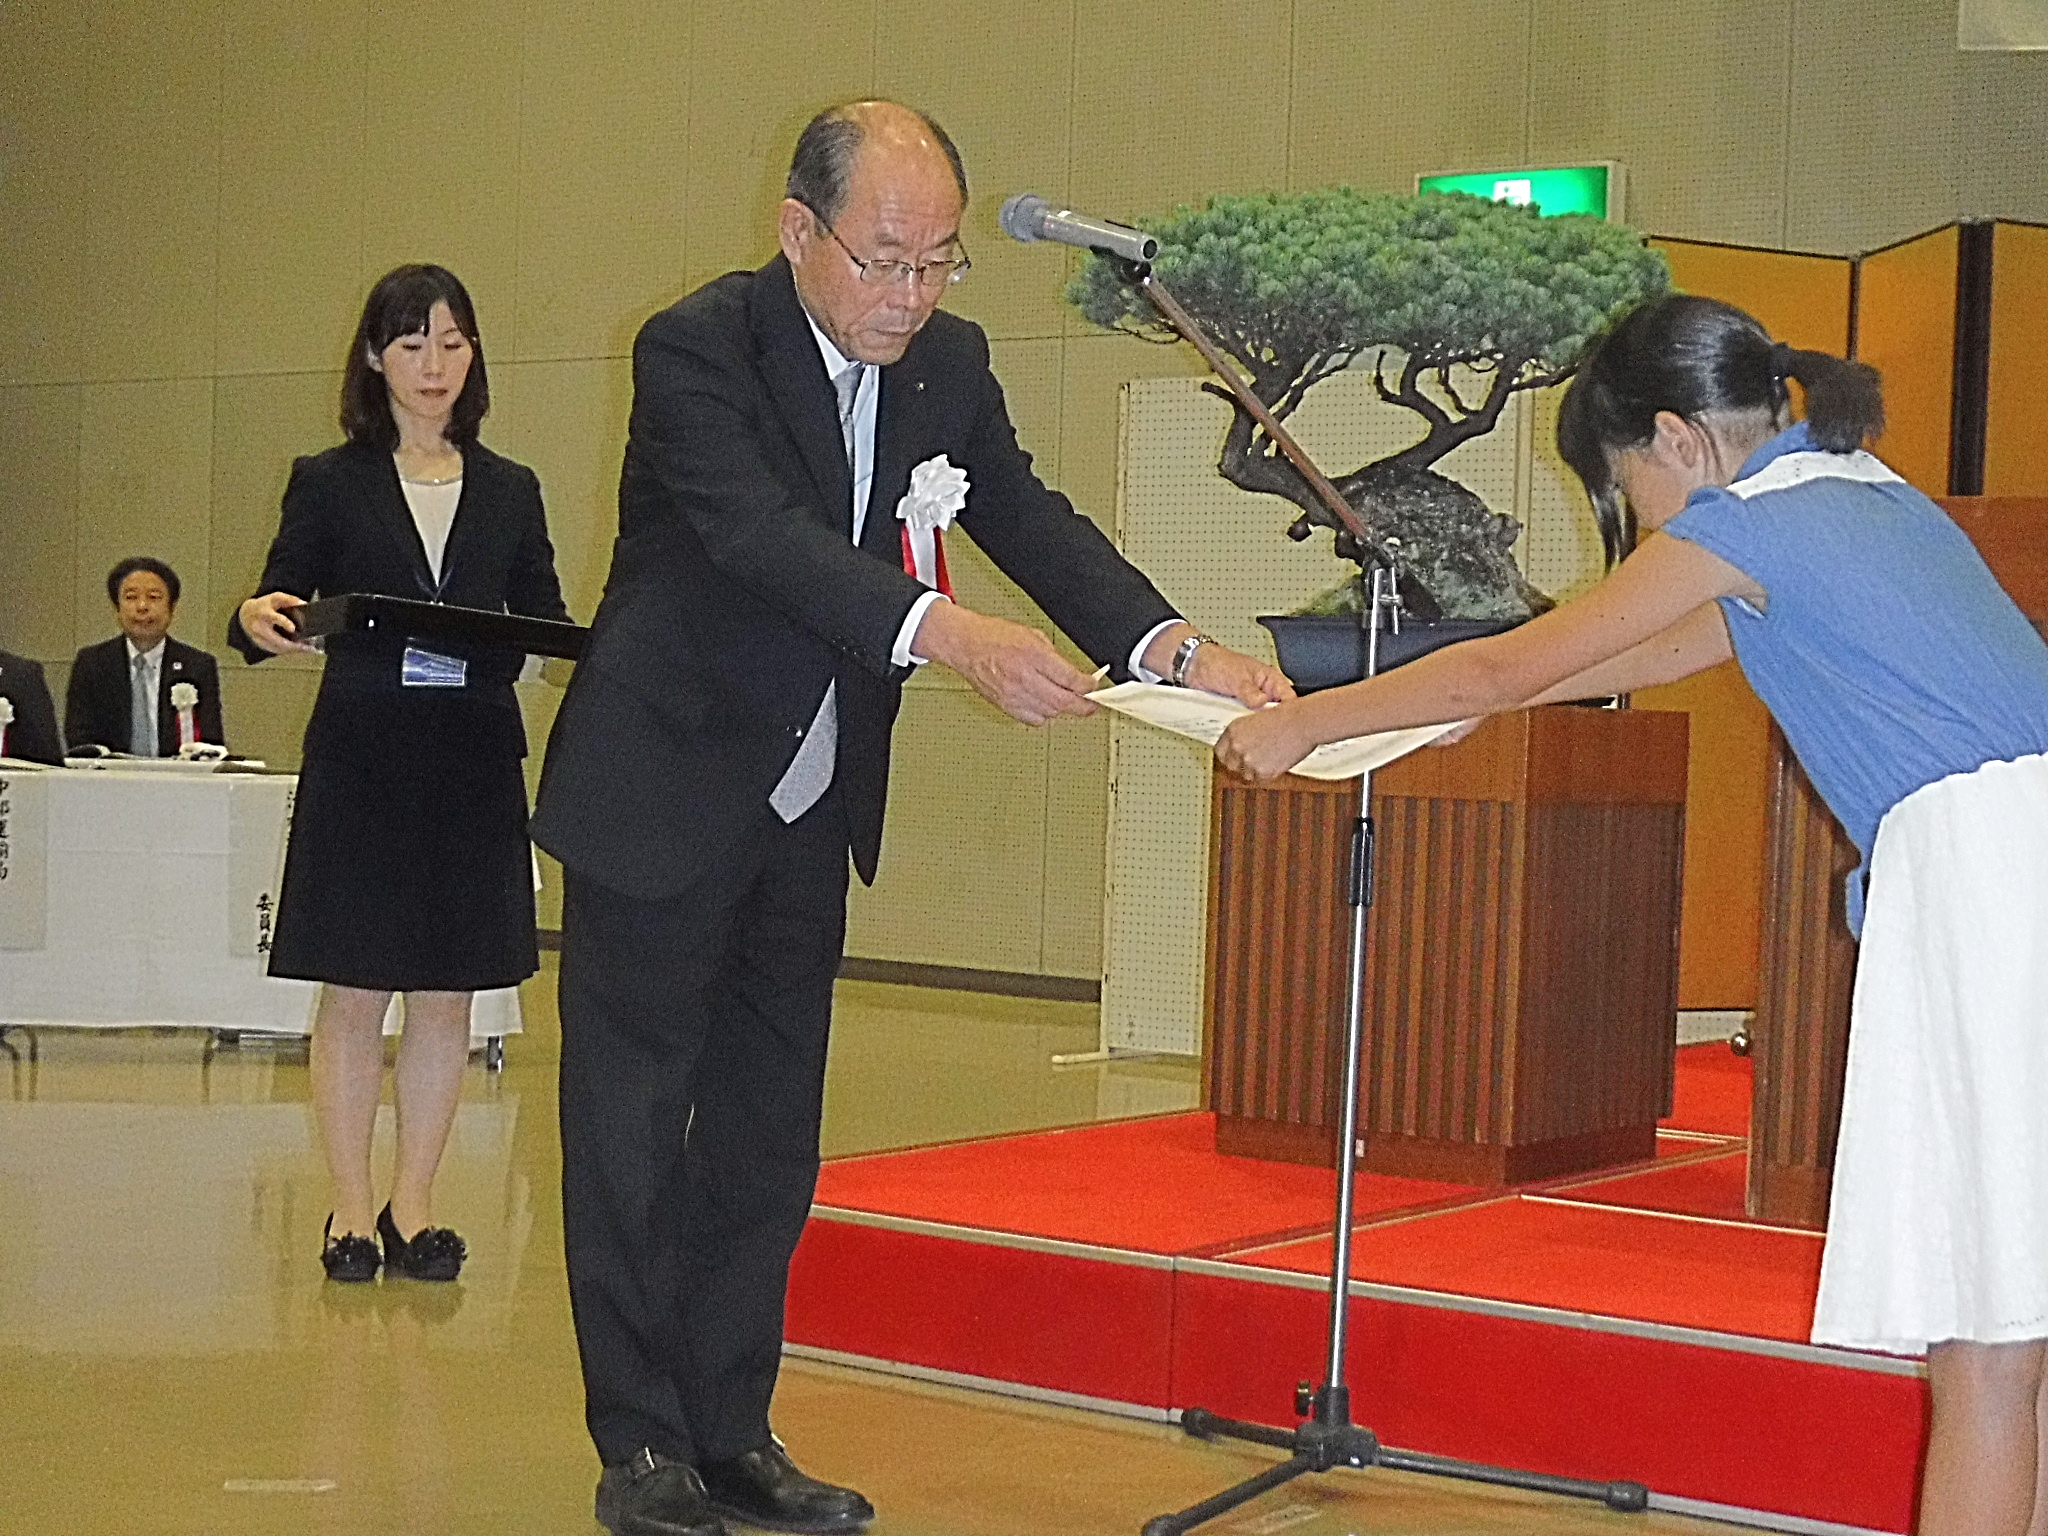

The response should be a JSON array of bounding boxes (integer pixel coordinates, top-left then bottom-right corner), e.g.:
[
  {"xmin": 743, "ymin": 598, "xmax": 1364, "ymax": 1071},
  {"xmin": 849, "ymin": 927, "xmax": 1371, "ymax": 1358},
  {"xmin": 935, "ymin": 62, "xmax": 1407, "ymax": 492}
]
[{"xmin": 896, "ymin": 455, "xmax": 966, "ymax": 599}]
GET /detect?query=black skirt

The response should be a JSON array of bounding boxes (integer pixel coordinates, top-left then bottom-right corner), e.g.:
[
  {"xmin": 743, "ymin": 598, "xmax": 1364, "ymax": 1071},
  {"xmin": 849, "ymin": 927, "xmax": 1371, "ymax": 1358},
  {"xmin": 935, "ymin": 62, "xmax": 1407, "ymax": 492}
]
[{"xmin": 268, "ymin": 671, "xmax": 539, "ymax": 993}]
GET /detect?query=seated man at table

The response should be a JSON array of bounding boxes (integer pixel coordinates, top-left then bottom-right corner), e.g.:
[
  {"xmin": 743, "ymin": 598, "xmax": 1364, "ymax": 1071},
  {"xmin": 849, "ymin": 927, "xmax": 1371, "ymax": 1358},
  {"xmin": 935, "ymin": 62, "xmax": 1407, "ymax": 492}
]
[
  {"xmin": 0, "ymin": 649, "xmax": 64, "ymax": 764},
  {"xmin": 66, "ymin": 557, "xmax": 225, "ymax": 756}
]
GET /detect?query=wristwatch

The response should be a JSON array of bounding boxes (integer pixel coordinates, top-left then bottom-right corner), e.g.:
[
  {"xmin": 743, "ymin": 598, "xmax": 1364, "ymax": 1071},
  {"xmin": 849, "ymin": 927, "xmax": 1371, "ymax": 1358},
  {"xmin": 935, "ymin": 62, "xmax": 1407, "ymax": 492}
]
[{"xmin": 1169, "ymin": 631, "xmax": 1214, "ymax": 688}]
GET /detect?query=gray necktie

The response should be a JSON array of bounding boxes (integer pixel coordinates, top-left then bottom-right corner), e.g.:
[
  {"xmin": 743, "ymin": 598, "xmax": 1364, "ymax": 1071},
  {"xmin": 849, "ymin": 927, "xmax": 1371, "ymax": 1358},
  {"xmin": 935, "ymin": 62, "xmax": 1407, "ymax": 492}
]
[
  {"xmin": 130, "ymin": 652, "xmax": 157, "ymax": 757},
  {"xmin": 769, "ymin": 361, "xmax": 862, "ymax": 823}
]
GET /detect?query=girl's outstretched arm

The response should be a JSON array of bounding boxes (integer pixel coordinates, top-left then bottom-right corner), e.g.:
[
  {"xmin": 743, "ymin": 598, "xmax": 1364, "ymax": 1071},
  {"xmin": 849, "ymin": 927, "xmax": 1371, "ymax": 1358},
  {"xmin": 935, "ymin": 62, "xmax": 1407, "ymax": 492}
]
[
  {"xmin": 1216, "ymin": 533, "xmax": 1759, "ymax": 782},
  {"xmin": 1525, "ymin": 600, "xmax": 1734, "ymax": 703}
]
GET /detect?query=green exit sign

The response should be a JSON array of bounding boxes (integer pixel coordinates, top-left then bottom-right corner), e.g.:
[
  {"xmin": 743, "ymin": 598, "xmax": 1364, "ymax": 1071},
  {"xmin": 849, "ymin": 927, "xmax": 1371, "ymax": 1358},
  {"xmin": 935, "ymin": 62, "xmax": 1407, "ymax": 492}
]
[{"xmin": 1415, "ymin": 164, "xmax": 1623, "ymax": 220}]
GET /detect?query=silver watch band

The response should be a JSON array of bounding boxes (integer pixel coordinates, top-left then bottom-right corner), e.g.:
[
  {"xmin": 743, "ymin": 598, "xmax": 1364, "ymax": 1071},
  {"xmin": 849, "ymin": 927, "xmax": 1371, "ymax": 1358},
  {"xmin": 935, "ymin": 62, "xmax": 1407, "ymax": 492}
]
[{"xmin": 1170, "ymin": 632, "xmax": 1213, "ymax": 687}]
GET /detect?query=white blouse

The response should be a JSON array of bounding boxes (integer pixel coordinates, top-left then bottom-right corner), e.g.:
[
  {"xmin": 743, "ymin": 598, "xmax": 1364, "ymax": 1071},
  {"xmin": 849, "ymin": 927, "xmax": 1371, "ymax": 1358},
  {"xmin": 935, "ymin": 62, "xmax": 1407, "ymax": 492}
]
[{"xmin": 398, "ymin": 475, "xmax": 462, "ymax": 584}]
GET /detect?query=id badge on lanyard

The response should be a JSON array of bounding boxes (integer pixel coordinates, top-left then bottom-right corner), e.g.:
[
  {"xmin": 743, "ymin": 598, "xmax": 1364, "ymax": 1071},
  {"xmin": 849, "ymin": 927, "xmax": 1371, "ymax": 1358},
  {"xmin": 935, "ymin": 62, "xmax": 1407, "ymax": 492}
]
[
  {"xmin": 401, "ymin": 646, "xmax": 467, "ymax": 687},
  {"xmin": 399, "ymin": 546, "xmax": 464, "ymax": 688}
]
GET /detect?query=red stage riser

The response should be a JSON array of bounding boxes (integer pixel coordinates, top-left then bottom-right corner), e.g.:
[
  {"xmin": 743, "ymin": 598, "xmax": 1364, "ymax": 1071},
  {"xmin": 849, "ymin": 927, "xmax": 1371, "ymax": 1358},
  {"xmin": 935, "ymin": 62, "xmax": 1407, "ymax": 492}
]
[
  {"xmin": 1172, "ymin": 1268, "xmax": 1922, "ymax": 1534},
  {"xmin": 789, "ymin": 1211, "xmax": 1927, "ymax": 1533},
  {"xmin": 787, "ymin": 1216, "xmax": 1176, "ymax": 1408}
]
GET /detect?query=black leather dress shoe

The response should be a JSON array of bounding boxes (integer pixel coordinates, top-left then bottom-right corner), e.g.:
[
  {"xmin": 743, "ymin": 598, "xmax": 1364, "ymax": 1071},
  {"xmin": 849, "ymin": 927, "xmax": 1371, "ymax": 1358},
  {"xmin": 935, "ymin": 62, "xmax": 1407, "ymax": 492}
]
[
  {"xmin": 699, "ymin": 1442, "xmax": 874, "ymax": 1534},
  {"xmin": 595, "ymin": 1449, "xmax": 726, "ymax": 1536}
]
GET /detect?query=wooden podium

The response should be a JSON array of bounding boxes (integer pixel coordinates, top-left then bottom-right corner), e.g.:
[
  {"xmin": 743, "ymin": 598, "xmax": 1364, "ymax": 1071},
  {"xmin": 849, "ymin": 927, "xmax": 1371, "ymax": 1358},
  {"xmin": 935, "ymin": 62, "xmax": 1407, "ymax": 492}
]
[
  {"xmin": 1207, "ymin": 706, "xmax": 1689, "ymax": 1185},
  {"xmin": 1750, "ymin": 496, "xmax": 2048, "ymax": 1228}
]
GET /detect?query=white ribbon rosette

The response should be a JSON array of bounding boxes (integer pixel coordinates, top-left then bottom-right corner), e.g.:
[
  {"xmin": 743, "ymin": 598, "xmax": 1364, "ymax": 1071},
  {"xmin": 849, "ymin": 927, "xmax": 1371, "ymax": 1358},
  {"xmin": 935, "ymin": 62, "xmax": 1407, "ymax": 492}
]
[
  {"xmin": 170, "ymin": 681, "xmax": 199, "ymax": 750},
  {"xmin": 0, "ymin": 696, "xmax": 13, "ymax": 757},
  {"xmin": 895, "ymin": 454, "xmax": 968, "ymax": 590}
]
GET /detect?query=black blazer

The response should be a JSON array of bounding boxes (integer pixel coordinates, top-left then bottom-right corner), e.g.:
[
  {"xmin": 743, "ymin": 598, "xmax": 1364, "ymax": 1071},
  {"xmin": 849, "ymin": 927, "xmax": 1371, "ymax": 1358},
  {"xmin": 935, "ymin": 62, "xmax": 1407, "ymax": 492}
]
[
  {"xmin": 228, "ymin": 440, "xmax": 570, "ymax": 762},
  {"xmin": 65, "ymin": 635, "xmax": 225, "ymax": 756},
  {"xmin": 532, "ymin": 255, "xmax": 1180, "ymax": 899},
  {"xmin": 0, "ymin": 651, "xmax": 64, "ymax": 764}
]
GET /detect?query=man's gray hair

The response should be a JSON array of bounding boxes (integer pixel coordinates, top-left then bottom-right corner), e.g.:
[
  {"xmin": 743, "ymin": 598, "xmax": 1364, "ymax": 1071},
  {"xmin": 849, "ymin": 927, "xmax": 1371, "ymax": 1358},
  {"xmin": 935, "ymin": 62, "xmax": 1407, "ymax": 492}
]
[{"xmin": 786, "ymin": 103, "xmax": 969, "ymax": 224}]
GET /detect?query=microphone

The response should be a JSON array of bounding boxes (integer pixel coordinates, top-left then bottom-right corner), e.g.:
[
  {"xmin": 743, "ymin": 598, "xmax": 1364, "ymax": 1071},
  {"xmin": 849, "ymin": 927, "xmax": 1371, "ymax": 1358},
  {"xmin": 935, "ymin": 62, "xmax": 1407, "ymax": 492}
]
[{"xmin": 999, "ymin": 193, "xmax": 1159, "ymax": 264}]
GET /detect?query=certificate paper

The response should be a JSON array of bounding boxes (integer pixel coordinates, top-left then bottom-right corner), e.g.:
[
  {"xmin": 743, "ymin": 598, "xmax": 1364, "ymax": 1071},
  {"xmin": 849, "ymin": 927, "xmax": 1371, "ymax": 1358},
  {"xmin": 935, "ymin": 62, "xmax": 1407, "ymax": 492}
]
[{"xmin": 1088, "ymin": 682, "xmax": 1464, "ymax": 781}]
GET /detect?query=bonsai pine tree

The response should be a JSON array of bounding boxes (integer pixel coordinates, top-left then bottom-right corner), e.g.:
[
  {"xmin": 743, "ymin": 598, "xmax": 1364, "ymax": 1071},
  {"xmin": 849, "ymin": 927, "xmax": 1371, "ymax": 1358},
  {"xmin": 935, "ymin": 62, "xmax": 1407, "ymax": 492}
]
[{"xmin": 1068, "ymin": 188, "xmax": 1671, "ymax": 620}]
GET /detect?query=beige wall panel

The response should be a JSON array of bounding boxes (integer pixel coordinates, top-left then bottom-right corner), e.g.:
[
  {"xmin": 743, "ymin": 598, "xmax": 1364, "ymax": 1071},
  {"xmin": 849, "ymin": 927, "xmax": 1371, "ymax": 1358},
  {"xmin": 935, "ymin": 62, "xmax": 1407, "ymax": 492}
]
[
  {"xmin": 217, "ymin": 664, "xmax": 323, "ymax": 770},
  {"xmin": 1041, "ymin": 710, "xmax": 1109, "ymax": 979},
  {"xmin": 0, "ymin": 1, "xmax": 92, "ymax": 387},
  {"xmin": 0, "ymin": 385, "xmax": 83, "ymax": 659},
  {"xmin": 1786, "ymin": 4, "xmax": 1960, "ymax": 253},
  {"xmin": 876, "ymin": 0, "xmax": 1074, "ymax": 341},
  {"xmin": 1068, "ymin": 0, "xmax": 1293, "ymax": 247},
  {"xmin": 1961, "ymin": 53, "xmax": 2048, "ymax": 224},
  {"xmin": 1288, "ymin": 0, "xmax": 1530, "ymax": 194},
  {"xmin": 1528, "ymin": 0, "xmax": 1790, "ymax": 246},
  {"xmin": 1058, "ymin": 331, "xmax": 1208, "ymax": 545},
  {"xmin": 81, "ymin": 0, "xmax": 222, "ymax": 382},
  {"xmin": 208, "ymin": 372, "xmax": 343, "ymax": 646},
  {"xmin": 845, "ymin": 688, "xmax": 1049, "ymax": 972},
  {"xmin": 359, "ymin": 0, "xmax": 524, "ymax": 352},
  {"xmin": 75, "ymin": 379, "xmax": 217, "ymax": 656},
  {"xmin": 487, "ymin": 358, "xmax": 633, "ymax": 624},
  {"xmin": 513, "ymin": 0, "xmax": 692, "ymax": 363},
  {"xmin": 216, "ymin": 1, "xmax": 370, "ymax": 376},
  {"xmin": 682, "ymin": 0, "xmax": 877, "ymax": 290}
]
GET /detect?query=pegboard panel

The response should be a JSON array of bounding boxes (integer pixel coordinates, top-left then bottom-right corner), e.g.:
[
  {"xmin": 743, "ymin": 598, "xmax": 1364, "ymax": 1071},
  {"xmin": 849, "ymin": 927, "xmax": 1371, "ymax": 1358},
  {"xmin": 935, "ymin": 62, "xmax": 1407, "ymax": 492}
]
[
  {"xmin": 1518, "ymin": 385, "xmax": 1610, "ymax": 601},
  {"xmin": 1101, "ymin": 720, "xmax": 1214, "ymax": 1054},
  {"xmin": 1101, "ymin": 366, "xmax": 1606, "ymax": 1054}
]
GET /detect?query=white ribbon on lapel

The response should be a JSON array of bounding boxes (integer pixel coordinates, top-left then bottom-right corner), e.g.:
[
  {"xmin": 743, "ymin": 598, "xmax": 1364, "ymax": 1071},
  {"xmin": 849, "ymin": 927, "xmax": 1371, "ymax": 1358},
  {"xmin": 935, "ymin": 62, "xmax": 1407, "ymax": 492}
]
[
  {"xmin": 0, "ymin": 696, "xmax": 13, "ymax": 758},
  {"xmin": 170, "ymin": 681, "xmax": 199, "ymax": 750},
  {"xmin": 895, "ymin": 455, "xmax": 967, "ymax": 592}
]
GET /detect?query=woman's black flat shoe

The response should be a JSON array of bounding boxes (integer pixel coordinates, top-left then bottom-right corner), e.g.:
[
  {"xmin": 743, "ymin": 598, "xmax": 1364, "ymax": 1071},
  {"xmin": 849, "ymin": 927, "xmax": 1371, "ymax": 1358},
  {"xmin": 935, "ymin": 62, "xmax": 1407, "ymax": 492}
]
[
  {"xmin": 377, "ymin": 1203, "xmax": 466, "ymax": 1281},
  {"xmin": 321, "ymin": 1215, "xmax": 381, "ymax": 1283}
]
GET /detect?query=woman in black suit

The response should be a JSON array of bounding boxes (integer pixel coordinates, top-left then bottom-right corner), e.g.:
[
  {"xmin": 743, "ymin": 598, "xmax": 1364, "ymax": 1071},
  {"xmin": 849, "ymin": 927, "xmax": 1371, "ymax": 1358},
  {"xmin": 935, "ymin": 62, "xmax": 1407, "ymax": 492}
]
[{"xmin": 231, "ymin": 265, "xmax": 570, "ymax": 1283}]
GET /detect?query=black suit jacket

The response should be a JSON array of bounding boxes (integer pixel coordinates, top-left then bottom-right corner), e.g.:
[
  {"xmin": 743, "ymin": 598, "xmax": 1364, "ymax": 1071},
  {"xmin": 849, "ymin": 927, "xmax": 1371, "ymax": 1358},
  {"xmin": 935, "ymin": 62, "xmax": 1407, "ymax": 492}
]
[
  {"xmin": 0, "ymin": 651, "xmax": 64, "ymax": 764},
  {"xmin": 531, "ymin": 256, "xmax": 1180, "ymax": 899},
  {"xmin": 65, "ymin": 635, "xmax": 225, "ymax": 756},
  {"xmin": 227, "ymin": 440, "xmax": 570, "ymax": 762}
]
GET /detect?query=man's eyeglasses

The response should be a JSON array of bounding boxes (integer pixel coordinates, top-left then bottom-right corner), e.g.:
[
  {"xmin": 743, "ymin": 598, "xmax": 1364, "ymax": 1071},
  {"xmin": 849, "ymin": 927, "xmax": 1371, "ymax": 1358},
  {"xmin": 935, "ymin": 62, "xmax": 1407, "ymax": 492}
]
[{"xmin": 812, "ymin": 211, "xmax": 971, "ymax": 290}]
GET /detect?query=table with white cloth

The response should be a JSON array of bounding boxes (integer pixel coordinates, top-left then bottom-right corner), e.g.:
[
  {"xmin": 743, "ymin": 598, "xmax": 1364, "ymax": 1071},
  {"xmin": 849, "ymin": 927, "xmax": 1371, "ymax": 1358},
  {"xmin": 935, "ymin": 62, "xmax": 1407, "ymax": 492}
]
[{"xmin": 0, "ymin": 760, "xmax": 523, "ymax": 1060}]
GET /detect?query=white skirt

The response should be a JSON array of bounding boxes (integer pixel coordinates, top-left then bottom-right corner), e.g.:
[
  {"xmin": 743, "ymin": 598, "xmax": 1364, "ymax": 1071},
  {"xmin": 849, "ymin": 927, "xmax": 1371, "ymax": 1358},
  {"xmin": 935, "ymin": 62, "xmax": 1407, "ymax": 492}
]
[{"xmin": 1813, "ymin": 752, "xmax": 2048, "ymax": 1355}]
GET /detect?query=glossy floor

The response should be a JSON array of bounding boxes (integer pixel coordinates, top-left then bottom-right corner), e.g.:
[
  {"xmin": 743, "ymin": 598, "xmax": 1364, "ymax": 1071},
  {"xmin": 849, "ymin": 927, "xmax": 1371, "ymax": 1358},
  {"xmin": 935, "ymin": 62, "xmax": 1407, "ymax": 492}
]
[{"xmin": 0, "ymin": 966, "xmax": 1732, "ymax": 1535}]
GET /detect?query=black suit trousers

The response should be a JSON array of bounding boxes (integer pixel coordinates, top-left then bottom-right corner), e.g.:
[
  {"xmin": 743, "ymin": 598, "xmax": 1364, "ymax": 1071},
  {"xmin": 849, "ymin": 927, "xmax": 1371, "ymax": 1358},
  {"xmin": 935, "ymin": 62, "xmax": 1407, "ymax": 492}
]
[{"xmin": 558, "ymin": 788, "xmax": 850, "ymax": 1467}]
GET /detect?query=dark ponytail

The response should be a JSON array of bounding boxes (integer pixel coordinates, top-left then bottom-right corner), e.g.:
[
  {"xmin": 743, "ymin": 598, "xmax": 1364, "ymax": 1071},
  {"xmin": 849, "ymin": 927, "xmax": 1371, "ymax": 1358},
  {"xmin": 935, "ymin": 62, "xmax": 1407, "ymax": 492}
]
[{"xmin": 1557, "ymin": 295, "xmax": 1885, "ymax": 563}]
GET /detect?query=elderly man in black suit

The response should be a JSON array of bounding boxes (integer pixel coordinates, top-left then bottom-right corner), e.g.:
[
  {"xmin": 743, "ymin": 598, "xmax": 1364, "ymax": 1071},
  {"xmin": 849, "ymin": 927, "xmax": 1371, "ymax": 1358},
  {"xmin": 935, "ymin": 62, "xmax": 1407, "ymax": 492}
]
[
  {"xmin": 532, "ymin": 101, "xmax": 1291, "ymax": 1536},
  {"xmin": 0, "ymin": 650, "xmax": 64, "ymax": 764},
  {"xmin": 66, "ymin": 557, "xmax": 225, "ymax": 756}
]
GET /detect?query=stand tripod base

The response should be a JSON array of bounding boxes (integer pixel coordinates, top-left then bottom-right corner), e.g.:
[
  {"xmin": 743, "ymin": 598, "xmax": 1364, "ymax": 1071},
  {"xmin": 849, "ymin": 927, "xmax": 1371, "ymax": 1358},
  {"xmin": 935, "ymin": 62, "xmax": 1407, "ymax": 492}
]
[{"xmin": 1144, "ymin": 1401, "xmax": 1648, "ymax": 1536}]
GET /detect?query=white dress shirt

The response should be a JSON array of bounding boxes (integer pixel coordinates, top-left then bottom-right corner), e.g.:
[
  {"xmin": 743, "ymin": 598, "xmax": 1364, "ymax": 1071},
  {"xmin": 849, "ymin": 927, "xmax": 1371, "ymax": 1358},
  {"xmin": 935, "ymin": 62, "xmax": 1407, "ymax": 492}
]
[{"xmin": 800, "ymin": 309, "xmax": 1178, "ymax": 680}]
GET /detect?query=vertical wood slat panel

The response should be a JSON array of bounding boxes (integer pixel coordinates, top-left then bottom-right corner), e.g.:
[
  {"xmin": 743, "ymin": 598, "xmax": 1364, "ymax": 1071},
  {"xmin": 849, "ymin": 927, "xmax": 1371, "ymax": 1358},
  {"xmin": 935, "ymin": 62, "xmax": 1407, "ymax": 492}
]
[
  {"xmin": 1748, "ymin": 729, "xmax": 1859, "ymax": 1228},
  {"xmin": 1207, "ymin": 709, "xmax": 1687, "ymax": 1182},
  {"xmin": 1206, "ymin": 773, "xmax": 1353, "ymax": 1157},
  {"xmin": 1365, "ymin": 796, "xmax": 1520, "ymax": 1145},
  {"xmin": 1518, "ymin": 804, "xmax": 1686, "ymax": 1145}
]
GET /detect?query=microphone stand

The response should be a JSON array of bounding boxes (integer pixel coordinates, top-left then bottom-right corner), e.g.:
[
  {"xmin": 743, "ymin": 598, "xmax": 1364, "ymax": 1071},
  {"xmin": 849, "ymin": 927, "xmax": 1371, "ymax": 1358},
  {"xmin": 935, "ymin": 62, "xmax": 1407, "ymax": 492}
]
[{"xmin": 1114, "ymin": 258, "xmax": 1651, "ymax": 1533}]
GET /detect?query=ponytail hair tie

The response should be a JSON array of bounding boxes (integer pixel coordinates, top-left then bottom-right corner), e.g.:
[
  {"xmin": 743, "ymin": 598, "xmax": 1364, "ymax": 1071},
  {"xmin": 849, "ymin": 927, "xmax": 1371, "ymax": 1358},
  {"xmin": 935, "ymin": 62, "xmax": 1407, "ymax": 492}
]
[{"xmin": 1767, "ymin": 340, "xmax": 1796, "ymax": 381}]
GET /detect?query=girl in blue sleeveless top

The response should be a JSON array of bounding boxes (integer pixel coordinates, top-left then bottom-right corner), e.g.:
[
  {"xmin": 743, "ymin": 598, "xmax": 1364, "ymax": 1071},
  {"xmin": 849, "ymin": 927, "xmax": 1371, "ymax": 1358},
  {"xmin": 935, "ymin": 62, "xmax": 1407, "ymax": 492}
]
[{"xmin": 1217, "ymin": 294, "xmax": 2048, "ymax": 1536}]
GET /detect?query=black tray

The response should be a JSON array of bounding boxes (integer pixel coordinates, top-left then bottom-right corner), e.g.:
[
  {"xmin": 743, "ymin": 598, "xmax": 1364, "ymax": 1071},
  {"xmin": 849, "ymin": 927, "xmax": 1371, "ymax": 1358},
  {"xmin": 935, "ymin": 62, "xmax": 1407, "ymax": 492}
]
[{"xmin": 292, "ymin": 594, "xmax": 588, "ymax": 660}]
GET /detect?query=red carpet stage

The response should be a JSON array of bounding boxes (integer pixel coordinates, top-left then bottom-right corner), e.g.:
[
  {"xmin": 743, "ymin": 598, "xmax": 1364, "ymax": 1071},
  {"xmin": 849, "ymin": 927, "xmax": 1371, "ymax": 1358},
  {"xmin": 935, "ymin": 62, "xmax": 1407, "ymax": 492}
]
[{"xmin": 788, "ymin": 1046, "xmax": 1926, "ymax": 1534}]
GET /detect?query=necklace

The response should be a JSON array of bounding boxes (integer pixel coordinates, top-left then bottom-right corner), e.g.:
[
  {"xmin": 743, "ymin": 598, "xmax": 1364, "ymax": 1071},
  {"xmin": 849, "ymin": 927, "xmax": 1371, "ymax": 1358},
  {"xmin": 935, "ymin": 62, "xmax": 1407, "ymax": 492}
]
[{"xmin": 399, "ymin": 471, "xmax": 463, "ymax": 486}]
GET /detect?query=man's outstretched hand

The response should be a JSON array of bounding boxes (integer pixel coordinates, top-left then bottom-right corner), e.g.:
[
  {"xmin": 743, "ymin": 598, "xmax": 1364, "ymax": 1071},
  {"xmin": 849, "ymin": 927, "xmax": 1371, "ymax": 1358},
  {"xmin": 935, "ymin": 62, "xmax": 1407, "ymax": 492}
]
[
  {"xmin": 914, "ymin": 607, "xmax": 1297, "ymax": 728},
  {"xmin": 913, "ymin": 602, "xmax": 1100, "ymax": 726},
  {"xmin": 1163, "ymin": 627, "xmax": 1296, "ymax": 708}
]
